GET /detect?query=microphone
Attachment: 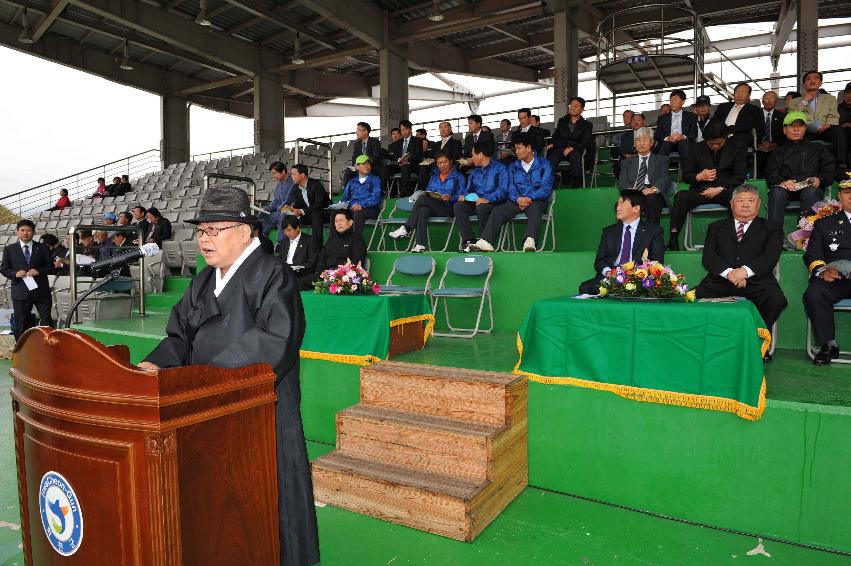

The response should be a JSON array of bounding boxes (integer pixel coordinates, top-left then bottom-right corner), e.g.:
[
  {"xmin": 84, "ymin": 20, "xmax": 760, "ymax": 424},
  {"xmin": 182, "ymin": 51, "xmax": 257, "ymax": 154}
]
[{"xmin": 89, "ymin": 243, "xmax": 160, "ymax": 272}]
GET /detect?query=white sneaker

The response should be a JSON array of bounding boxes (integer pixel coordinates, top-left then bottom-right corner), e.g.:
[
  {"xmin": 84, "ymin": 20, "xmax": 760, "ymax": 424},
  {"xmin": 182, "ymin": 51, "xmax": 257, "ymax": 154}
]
[
  {"xmin": 411, "ymin": 244, "xmax": 426, "ymax": 253},
  {"xmin": 389, "ymin": 226, "xmax": 409, "ymax": 239},
  {"xmin": 523, "ymin": 237, "xmax": 536, "ymax": 252},
  {"xmin": 470, "ymin": 239, "xmax": 494, "ymax": 252}
]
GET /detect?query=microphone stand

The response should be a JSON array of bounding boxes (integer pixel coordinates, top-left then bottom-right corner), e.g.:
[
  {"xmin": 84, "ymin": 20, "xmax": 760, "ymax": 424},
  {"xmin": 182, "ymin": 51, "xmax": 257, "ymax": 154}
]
[{"xmin": 63, "ymin": 268, "xmax": 122, "ymax": 329}]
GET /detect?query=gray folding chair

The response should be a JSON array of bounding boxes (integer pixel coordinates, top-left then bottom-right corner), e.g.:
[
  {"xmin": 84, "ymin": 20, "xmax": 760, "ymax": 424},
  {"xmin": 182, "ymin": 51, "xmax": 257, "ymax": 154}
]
[
  {"xmin": 683, "ymin": 203, "xmax": 728, "ymax": 251},
  {"xmin": 499, "ymin": 191, "xmax": 557, "ymax": 252},
  {"xmin": 432, "ymin": 255, "xmax": 493, "ymax": 338},
  {"xmin": 380, "ymin": 255, "xmax": 436, "ymax": 303},
  {"xmin": 377, "ymin": 198, "xmax": 415, "ymax": 252}
]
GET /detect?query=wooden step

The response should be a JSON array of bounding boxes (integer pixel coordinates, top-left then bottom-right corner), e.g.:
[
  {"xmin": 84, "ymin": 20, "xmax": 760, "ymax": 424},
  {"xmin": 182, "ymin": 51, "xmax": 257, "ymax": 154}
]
[
  {"xmin": 336, "ymin": 405, "xmax": 503, "ymax": 482},
  {"xmin": 360, "ymin": 361, "xmax": 526, "ymax": 426}
]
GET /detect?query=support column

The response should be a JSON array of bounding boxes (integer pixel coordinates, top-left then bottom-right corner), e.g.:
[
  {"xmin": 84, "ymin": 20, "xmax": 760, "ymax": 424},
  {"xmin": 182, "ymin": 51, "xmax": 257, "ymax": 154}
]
[
  {"xmin": 552, "ymin": 8, "xmax": 579, "ymax": 120},
  {"xmin": 254, "ymin": 73, "xmax": 285, "ymax": 156},
  {"xmin": 797, "ymin": 0, "xmax": 819, "ymax": 88},
  {"xmin": 379, "ymin": 48, "xmax": 408, "ymax": 137},
  {"xmin": 160, "ymin": 95, "xmax": 189, "ymax": 167}
]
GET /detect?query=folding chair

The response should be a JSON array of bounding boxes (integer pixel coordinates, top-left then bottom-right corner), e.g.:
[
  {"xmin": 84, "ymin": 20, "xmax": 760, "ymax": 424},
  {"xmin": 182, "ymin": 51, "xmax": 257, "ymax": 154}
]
[
  {"xmin": 364, "ymin": 199, "xmax": 387, "ymax": 252},
  {"xmin": 498, "ymin": 191, "xmax": 557, "ymax": 252},
  {"xmin": 683, "ymin": 203, "xmax": 728, "ymax": 251},
  {"xmin": 807, "ymin": 299, "xmax": 851, "ymax": 364},
  {"xmin": 380, "ymin": 255, "xmax": 436, "ymax": 303},
  {"xmin": 377, "ymin": 198, "xmax": 415, "ymax": 252},
  {"xmin": 555, "ymin": 148, "xmax": 586, "ymax": 187},
  {"xmin": 432, "ymin": 255, "xmax": 494, "ymax": 338}
]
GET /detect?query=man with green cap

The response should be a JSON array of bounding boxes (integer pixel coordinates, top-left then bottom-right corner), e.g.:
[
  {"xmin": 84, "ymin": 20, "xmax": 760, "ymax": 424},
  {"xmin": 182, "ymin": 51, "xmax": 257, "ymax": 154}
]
[
  {"xmin": 766, "ymin": 111, "xmax": 836, "ymax": 226},
  {"xmin": 340, "ymin": 154, "xmax": 383, "ymax": 235}
]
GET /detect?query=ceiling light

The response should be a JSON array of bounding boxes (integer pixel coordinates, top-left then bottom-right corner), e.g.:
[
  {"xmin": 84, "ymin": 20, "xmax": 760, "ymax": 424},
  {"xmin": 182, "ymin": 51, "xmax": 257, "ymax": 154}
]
[
  {"xmin": 195, "ymin": 0, "xmax": 212, "ymax": 26},
  {"xmin": 18, "ymin": 8, "xmax": 34, "ymax": 44},
  {"xmin": 291, "ymin": 33, "xmax": 305, "ymax": 65},
  {"xmin": 119, "ymin": 40, "xmax": 134, "ymax": 70},
  {"xmin": 427, "ymin": 0, "xmax": 444, "ymax": 22}
]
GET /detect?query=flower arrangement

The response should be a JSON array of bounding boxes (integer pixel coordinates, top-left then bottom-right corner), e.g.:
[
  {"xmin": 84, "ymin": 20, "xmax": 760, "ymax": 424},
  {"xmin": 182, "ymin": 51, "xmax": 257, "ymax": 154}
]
[
  {"xmin": 787, "ymin": 199, "xmax": 842, "ymax": 250},
  {"xmin": 600, "ymin": 260, "xmax": 695, "ymax": 301},
  {"xmin": 314, "ymin": 261, "xmax": 380, "ymax": 295}
]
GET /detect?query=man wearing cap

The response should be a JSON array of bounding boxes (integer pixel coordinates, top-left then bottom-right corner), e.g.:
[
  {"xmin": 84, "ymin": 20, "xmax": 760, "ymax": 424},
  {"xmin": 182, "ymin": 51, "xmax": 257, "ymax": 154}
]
[
  {"xmin": 756, "ymin": 91, "xmax": 785, "ymax": 178},
  {"xmin": 693, "ymin": 95, "xmax": 713, "ymax": 143},
  {"xmin": 765, "ymin": 111, "xmax": 835, "ymax": 227},
  {"xmin": 787, "ymin": 70, "xmax": 847, "ymax": 178},
  {"xmin": 340, "ymin": 154, "xmax": 383, "ymax": 235},
  {"xmin": 138, "ymin": 186, "xmax": 319, "ymax": 565},
  {"xmin": 102, "ymin": 211, "xmax": 118, "ymax": 226}
]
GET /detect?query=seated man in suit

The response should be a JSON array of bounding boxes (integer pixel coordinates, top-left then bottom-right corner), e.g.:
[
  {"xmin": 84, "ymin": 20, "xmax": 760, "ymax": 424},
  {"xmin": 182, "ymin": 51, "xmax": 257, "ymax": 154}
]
[
  {"xmin": 618, "ymin": 127, "xmax": 671, "ymax": 226},
  {"xmin": 803, "ymin": 180, "xmax": 851, "ymax": 365},
  {"xmin": 470, "ymin": 132, "xmax": 554, "ymax": 253},
  {"xmin": 341, "ymin": 122, "xmax": 383, "ymax": 191},
  {"xmin": 654, "ymin": 89, "xmax": 698, "ymax": 159},
  {"xmin": 765, "ymin": 111, "xmax": 835, "ymax": 227},
  {"xmin": 419, "ymin": 121, "xmax": 462, "ymax": 188},
  {"xmin": 756, "ymin": 91, "xmax": 785, "ymax": 177},
  {"xmin": 144, "ymin": 207, "xmax": 172, "ymax": 247},
  {"xmin": 0, "ymin": 219, "xmax": 56, "ymax": 339},
  {"xmin": 386, "ymin": 120, "xmax": 423, "ymax": 197},
  {"xmin": 711, "ymin": 82, "xmax": 764, "ymax": 151},
  {"xmin": 511, "ymin": 108, "xmax": 546, "ymax": 159},
  {"xmin": 694, "ymin": 184, "xmax": 787, "ymax": 361},
  {"xmin": 278, "ymin": 216, "xmax": 319, "ymax": 290},
  {"xmin": 494, "ymin": 119, "xmax": 514, "ymax": 161},
  {"xmin": 614, "ymin": 112, "xmax": 645, "ymax": 179},
  {"xmin": 578, "ymin": 190, "xmax": 665, "ymax": 295},
  {"xmin": 341, "ymin": 154, "xmax": 383, "ymax": 236},
  {"xmin": 787, "ymin": 70, "xmax": 847, "ymax": 178},
  {"xmin": 454, "ymin": 142, "xmax": 509, "ymax": 251},
  {"xmin": 262, "ymin": 161, "xmax": 295, "ymax": 243},
  {"xmin": 547, "ymin": 97, "xmax": 593, "ymax": 188},
  {"xmin": 667, "ymin": 121, "xmax": 747, "ymax": 250},
  {"xmin": 532, "ymin": 115, "xmax": 551, "ymax": 139},
  {"xmin": 458, "ymin": 114, "xmax": 495, "ymax": 173},
  {"xmin": 300, "ymin": 209, "xmax": 367, "ymax": 290},
  {"xmin": 289, "ymin": 163, "xmax": 332, "ymax": 246}
]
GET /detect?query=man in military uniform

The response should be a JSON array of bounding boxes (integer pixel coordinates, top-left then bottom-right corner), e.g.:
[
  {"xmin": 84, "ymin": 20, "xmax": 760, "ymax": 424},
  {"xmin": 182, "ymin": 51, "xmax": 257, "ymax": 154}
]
[{"xmin": 803, "ymin": 180, "xmax": 851, "ymax": 365}]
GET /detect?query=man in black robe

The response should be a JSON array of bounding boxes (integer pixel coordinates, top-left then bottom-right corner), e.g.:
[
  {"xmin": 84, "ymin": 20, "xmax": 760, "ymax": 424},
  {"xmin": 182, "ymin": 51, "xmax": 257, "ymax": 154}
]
[{"xmin": 137, "ymin": 186, "xmax": 319, "ymax": 566}]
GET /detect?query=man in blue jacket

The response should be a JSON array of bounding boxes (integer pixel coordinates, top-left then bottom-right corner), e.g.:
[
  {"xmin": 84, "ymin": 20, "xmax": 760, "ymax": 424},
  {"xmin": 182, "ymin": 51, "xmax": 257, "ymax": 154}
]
[
  {"xmin": 453, "ymin": 142, "xmax": 509, "ymax": 251},
  {"xmin": 471, "ymin": 132, "xmax": 554, "ymax": 252},
  {"xmin": 340, "ymin": 154, "xmax": 383, "ymax": 235}
]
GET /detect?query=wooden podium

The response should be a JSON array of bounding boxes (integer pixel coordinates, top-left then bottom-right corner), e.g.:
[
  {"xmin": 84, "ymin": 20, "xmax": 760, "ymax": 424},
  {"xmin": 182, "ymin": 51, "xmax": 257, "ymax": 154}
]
[{"xmin": 10, "ymin": 328, "xmax": 281, "ymax": 565}]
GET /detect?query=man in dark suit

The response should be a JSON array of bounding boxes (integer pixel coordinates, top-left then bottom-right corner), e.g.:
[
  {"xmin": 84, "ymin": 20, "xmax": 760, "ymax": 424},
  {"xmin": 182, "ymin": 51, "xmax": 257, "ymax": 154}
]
[
  {"xmin": 288, "ymin": 163, "xmax": 332, "ymax": 246},
  {"xmin": 547, "ymin": 97, "xmax": 593, "ymax": 187},
  {"xmin": 458, "ymin": 114, "xmax": 495, "ymax": 175},
  {"xmin": 803, "ymin": 182, "xmax": 851, "ymax": 364},
  {"xmin": 132, "ymin": 205, "xmax": 150, "ymax": 244},
  {"xmin": 756, "ymin": 90, "xmax": 786, "ymax": 178},
  {"xmin": 532, "ymin": 115, "xmax": 551, "ymax": 139},
  {"xmin": 386, "ymin": 119, "xmax": 423, "ymax": 197},
  {"xmin": 695, "ymin": 185, "xmax": 787, "ymax": 358},
  {"xmin": 711, "ymin": 82, "xmax": 765, "ymax": 152},
  {"xmin": 98, "ymin": 231, "xmax": 135, "ymax": 277},
  {"xmin": 618, "ymin": 127, "xmax": 671, "ymax": 226},
  {"xmin": 578, "ymin": 190, "xmax": 665, "ymax": 295},
  {"xmin": 693, "ymin": 95, "xmax": 713, "ymax": 142},
  {"xmin": 511, "ymin": 108, "xmax": 546, "ymax": 158},
  {"xmin": 667, "ymin": 121, "xmax": 747, "ymax": 250},
  {"xmin": 341, "ymin": 122, "xmax": 384, "ymax": 191},
  {"xmin": 0, "ymin": 220, "xmax": 55, "ymax": 339},
  {"xmin": 278, "ymin": 216, "xmax": 319, "ymax": 290},
  {"xmin": 420, "ymin": 121, "xmax": 462, "ymax": 188},
  {"xmin": 614, "ymin": 113, "xmax": 645, "ymax": 179},
  {"xmin": 654, "ymin": 89, "xmax": 698, "ymax": 159},
  {"xmin": 144, "ymin": 207, "xmax": 172, "ymax": 247}
]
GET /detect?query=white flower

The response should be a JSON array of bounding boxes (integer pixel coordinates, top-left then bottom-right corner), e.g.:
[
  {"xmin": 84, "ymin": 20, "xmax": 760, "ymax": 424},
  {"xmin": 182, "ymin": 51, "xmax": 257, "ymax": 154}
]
[{"xmin": 352, "ymin": 284, "xmax": 358, "ymax": 291}]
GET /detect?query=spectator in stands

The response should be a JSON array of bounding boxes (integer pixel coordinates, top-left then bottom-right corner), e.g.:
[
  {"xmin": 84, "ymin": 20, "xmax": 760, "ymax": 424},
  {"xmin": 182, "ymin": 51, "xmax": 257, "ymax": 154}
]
[
  {"xmin": 578, "ymin": 189, "xmax": 665, "ymax": 295},
  {"xmin": 390, "ymin": 127, "xmax": 402, "ymax": 143},
  {"xmin": 471, "ymin": 132, "xmax": 554, "ymax": 253},
  {"xmin": 117, "ymin": 211, "xmax": 132, "ymax": 226},
  {"xmin": 756, "ymin": 91, "xmax": 785, "ymax": 178},
  {"xmin": 279, "ymin": 216, "xmax": 318, "ymax": 290},
  {"xmin": 655, "ymin": 90, "xmax": 697, "ymax": 159},
  {"xmin": 547, "ymin": 97, "xmax": 593, "ymax": 188},
  {"xmin": 40, "ymin": 233, "xmax": 68, "ymax": 275},
  {"xmin": 460, "ymin": 115, "xmax": 495, "ymax": 171},
  {"xmin": 342, "ymin": 122, "xmax": 383, "ymax": 191},
  {"xmin": 765, "ymin": 111, "xmax": 835, "ymax": 227},
  {"xmin": 693, "ymin": 95, "xmax": 713, "ymax": 143},
  {"xmin": 512, "ymin": 108, "xmax": 546, "ymax": 157},
  {"xmin": 105, "ymin": 176, "xmax": 123, "ymax": 197},
  {"xmin": 667, "ymin": 121, "xmax": 747, "ymax": 251},
  {"xmin": 120, "ymin": 175, "xmax": 132, "ymax": 195},
  {"xmin": 787, "ymin": 71, "xmax": 847, "ymax": 178},
  {"xmin": 532, "ymin": 115, "xmax": 551, "ymax": 139},
  {"xmin": 47, "ymin": 189, "xmax": 70, "ymax": 212},
  {"xmin": 132, "ymin": 206, "xmax": 150, "ymax": 243},
  {"xmin": 77, "ymin": 230, "xmax": 99, "ymax": 260},
  {"xmin": 711, "ymin": 82, "xmax": 764, "ymax": 150},
  {"xmin": 420, "ymin": 121, "xmax": 462, "ymax": 188},
  {"xmin": 102, "ymin": 212, "xmax": 117, "ymax": 226},
  {"xmin": 0, "ymin": 219, "xmax": 55, "ymax": 339},
  {"xmin": 783, "ymin": 91, "xmax": 801, "ymax": 111},
  {"xmin": 454, "ymin": 142, "xmax": 509, "ymax": 252},
  {"xmin": 309, "ymin": 209, "xmax": 367, "ymax": 287},
  {"xmin": 263, "ymin": 161, "xmax": 295, "ymax": 242},
  {"xmin": 839, "ymin": 83, "xmax": 851, "ymax": 161},
  {"xmin": 288, "ymin": 163, "xmax": 332, "ymax": 246},
  {"xmin": 659, "ymin": 103, "xmax": 671, "ymax": 116},
  {"xmin": 614, "ymin": 113, "xmax": 646, "ymax": 179},
  {"xmin": 389, "ymin": 152, "xmax": 465, "ymax": 252},
  {"xmin": 416, "ymin": 128, "xmax": 428, "ymax": 141},
  {"xmin": 495, "ymin": 119, "xmax": 513, "ymax": 161},
  {"xmin": 91, "ymin": 177, "xmax": 107, "ymax": 199},
  {"xmin": 387, "ymin": 120, "xmax": 422, "ymax": 197},
  {"xmin": 103, "ymin": 231, "xmax": 133, "ymax": 276},
  {"xmin": 93, "ymin": 231, "xmax": 113, "ymax": 257},
  {"xmin": 341, "ymin": 154, "xmax": 383, "ymax": 236},
  {"xmin": 695, "ymin": 184, "xmax": 787, "ymax": 348},
  {"xmin": 618, "ymin": 127, "xmax": 671, "ymax": 227},
  {"xmin": 145, "ymin": 207, "xmax": 172, "ymax": 247},
  {"xmin": 621, "ymin": 110, "xmax": 634, "ymax": 128}
]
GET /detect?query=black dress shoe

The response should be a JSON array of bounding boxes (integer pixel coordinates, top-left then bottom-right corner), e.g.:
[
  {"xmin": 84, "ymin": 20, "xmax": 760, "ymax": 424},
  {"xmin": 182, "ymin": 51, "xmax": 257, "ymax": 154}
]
[
  {"xmin": 763, "ymin": 353, "xmax": 772, "ymax": 364},
  {"xmin": 666, "ymin": 239, "xmax": 680, "ymax": 252},
  {"xmin": 813, "ymin": 343, "xmax": 840, "ymax": 365}
]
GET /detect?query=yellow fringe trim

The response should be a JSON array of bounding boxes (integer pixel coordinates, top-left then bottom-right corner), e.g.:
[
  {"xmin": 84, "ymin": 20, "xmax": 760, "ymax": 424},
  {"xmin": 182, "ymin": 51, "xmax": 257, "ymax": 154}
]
[
  {"xmin": 808, "ymin": 260, "xmax": 826, "ymax": 274},
  {"xmin": 389, "ymin": 314, "xmax": 436, "ymax": 347},
  {"xmin": 513, "ymin": 331, "xmax": 769, "ymax": 422}
]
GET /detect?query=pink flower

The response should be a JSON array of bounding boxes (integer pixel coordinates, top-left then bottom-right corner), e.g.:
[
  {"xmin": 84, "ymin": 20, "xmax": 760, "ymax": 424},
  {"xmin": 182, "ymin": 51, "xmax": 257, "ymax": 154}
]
[
  {"xmin": 372, "ymin": 284, "xmax": 380, "ymax": 294},
  {"xmin": 329, "ymin": 284, "xmax": 338, "ymax": 294}
]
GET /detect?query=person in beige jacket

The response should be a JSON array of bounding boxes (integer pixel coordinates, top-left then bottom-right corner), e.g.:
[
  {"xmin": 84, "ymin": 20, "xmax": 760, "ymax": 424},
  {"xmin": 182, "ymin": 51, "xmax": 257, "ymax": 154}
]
[{"xmin": 787, "ymin": 70, "xmax": 846, "ymax": 179}]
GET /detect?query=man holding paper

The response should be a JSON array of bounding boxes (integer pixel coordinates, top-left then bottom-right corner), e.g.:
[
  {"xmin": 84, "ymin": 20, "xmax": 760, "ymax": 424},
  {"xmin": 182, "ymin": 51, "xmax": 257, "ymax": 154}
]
[{"xmin": 0, "ymin": 219, "xmax": 55, "ymax": 340}]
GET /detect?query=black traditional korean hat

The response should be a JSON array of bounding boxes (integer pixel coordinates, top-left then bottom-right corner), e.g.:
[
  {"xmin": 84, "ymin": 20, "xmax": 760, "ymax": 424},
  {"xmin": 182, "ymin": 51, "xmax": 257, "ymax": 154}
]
[{"xmin": 186, "ymin": 185, "xmax": 260, "ymax": 225}]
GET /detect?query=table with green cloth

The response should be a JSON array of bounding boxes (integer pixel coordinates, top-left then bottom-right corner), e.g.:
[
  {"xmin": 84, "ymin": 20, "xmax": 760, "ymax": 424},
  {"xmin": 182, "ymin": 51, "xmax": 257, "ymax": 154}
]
[{"xmin": 513, "ymin": 297, "xmax": 770, "ymax": 421}]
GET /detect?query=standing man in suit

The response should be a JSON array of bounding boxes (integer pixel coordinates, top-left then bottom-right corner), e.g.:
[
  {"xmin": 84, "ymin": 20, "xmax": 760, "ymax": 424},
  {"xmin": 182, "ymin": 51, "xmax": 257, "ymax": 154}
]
[
  {"xmin": 578, "ymin": 190, "xmax": 665, "ymax": 295},
  {"xmin": 547, "ymin": 97, "xmax": 593, "ymax": 188},
  {"xmin": 145, "ymin": 207, "xmax": 172, "ymax": 247},
  {"xmin": 692, "ymin": 95, "xmax": 713, "ymax": 143},
  {"xmin": 667, "ymin": 121, "xmax": 747, "ymax": 250},
  {"xmin": 654, "ymin": 89, "xmax": 698, "ymax": 159},
  {"xmin": 618, "ymin": 127, "xmax": 671, "ymax": 226},
  {"xmin": 711, "ymin": 82, "xmax": 764, "ymax": 151},
  {"xmin": 787, "ymin": 70, "xmax": 847, "ymax": 178},
  {"xmin": 512, "ymin": 108, "xmax": 546, "ymax": 157},
  {"xmin": 341, "ymin": 122, "xmax": 384, "ymax": 191},
  {"xmin": 0, "ymin": 220, "xmax": 55, "ymax": 340},
  {"xmin": 278, "ymin": 216, "xmax": 319, "ymax": 290},
  {"xmin": 387, "ymin": 120, "xmax": 422, "ymax": 197},
  {"xmin": 694, "ymin": 185, "xmax": 787, "ymax": 358},
  {"xmin": 289, "ymin": 163, "xmax": 332, "ymax": 246},
  {"xmin": 803, "ymin": 181, "xmax": 851, "ymax": 364},
  {"xmin": 756, "ymin": 91, "xmax": 785, "ymax": 178}
]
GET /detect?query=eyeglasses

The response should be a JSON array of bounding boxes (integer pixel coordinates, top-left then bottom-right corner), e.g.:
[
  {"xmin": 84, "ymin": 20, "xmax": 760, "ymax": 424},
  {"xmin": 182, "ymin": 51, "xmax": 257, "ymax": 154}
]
[{"xmin": 193, "ymin": 224, "xmax": 243, "ymax": 238}]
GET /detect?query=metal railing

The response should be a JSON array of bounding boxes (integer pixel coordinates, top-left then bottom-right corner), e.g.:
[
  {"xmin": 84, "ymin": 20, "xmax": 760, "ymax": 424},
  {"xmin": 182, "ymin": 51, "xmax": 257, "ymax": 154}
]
[
  {"xmin": 294, "ymin": 138, "xmax": 334, "ymax": 196},
  {"xmin": 191, "ymin": 145, "xmax": 255, "ymax": 162}
]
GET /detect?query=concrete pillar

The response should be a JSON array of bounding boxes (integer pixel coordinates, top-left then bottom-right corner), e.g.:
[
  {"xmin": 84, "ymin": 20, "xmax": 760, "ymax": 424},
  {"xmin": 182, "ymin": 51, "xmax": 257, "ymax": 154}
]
[
  {"xmin": 160, "ymin": 95, "xmax": 189, "ymax": 167},
  {"xmin": 552, "ymin": 8, "xmax": 579, "ymax": 119},
  {"xmin": 379, "ymin": 48, "xmax": 408, "ymax": 137},
  {"xmin": 253, "ymin": 72, "xmax": 285, "ymax": 156},
  {"xmin": 797, "ymin": 0, "xmax": 819, "ymax": 88}
]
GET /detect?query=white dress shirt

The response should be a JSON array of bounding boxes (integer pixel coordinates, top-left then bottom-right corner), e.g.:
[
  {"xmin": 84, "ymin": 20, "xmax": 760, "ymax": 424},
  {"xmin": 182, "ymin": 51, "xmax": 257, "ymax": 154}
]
[
  {"xmin": 726, "ymin": 104, "xmax": 743, "ymax": 127},
  {"xmin": 521, "ymin": 156, "xmax": 534, "ymax": 172},
  {"xmin": 214, "ymin": 237, "xmax": 261, "ymax": 297},
  {"xmin": 670, "ymin": 110, "xmax": 683, "ymax": 136},
  {"xmin": 285, "ymin": 233, "xmax": 301, "ymax": 266},
  {"xmin": 719, "ymin": 219, "xmax": 755, "ymax": 279}
]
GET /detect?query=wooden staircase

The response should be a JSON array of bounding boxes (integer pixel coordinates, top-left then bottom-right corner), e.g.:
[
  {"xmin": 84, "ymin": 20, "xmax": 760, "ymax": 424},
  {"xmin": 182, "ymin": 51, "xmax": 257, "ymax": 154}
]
[{"xmin": 311, "ymin": 361, "xmax": 528, "ymax": 541}]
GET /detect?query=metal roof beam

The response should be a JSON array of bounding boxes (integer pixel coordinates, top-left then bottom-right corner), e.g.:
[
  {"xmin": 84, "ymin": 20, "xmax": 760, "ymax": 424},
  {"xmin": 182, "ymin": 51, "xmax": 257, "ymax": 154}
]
[
  {"xmin": 298, "ymin": 0, "xmax": 386, "ymax": 49},
  {"xmin": 770, "ymin": 0, "xmax": 796, "ymax": 70},
  {"xmin": 394, "ymin": 5, "xmax": 545, "ymax": 44},
  {"xmin": 407, "ymin": 41, "xmax": 539, "ymax": 84},
  {"xmin": 26, "ymin": 0, "xmax": 69, "ymax": 43},
  {"xmin": 469, "ymin": 30, "xmax": 554, "ymax": 60},
  {"xmin": 221, "ymin": 0, "xmax": 335, "ymax": 50},
  {"xmin": 279, "ymin": 68, "xmax": 371, "ymax": 98}
]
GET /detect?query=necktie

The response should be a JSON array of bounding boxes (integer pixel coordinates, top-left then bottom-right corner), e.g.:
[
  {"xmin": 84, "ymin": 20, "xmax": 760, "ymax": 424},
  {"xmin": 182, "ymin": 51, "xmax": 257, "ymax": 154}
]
[
  {"xmin": 736, "ymin": 222, "xmax": 745, "ymax": 242},
  {"xmin": 23, "ymin": 244, "xmax": 30, "ymax": 265},
  {"xmin": 636, "ymin": 157, "xmax": 648, "ymax": 188},
  {"xmin": 473, "ymin": 133, "xmax": 478, "ymax": 144},
  {"xmin": 619, "ymin": 225, "xmax": 632, "ymax": 265},
  {"xmin": 403, "ymin": 137, "xmax": 409, "ymax": 155},
  {"xmin": 764, "ymin": 112, "xmax": 771, "ymax": 142}
]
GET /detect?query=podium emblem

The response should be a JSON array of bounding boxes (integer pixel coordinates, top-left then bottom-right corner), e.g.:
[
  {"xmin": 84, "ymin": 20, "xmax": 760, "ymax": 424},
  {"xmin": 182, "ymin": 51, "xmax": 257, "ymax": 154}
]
[{"xmin": 38, "ymin": 471, "xmax": 84, "ymax": 556}]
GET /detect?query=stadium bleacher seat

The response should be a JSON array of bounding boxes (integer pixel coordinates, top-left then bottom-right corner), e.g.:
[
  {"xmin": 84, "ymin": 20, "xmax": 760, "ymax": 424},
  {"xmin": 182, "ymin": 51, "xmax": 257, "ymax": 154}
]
[{"xmin": 431, "ymin": 255, "xmax": 494, "ymax": 339}]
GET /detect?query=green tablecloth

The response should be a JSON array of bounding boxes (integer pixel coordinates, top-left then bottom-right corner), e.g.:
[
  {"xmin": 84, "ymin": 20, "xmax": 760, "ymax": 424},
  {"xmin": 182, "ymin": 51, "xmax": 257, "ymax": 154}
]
[
  {"xmin": 300, "ymin": 293, "xmax": 433, "ymax": 364},
  {"xmin": 514, "ymin": 297, "xmax": 770, "ymax": 420}
]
